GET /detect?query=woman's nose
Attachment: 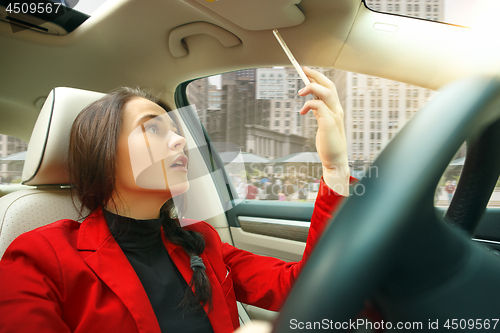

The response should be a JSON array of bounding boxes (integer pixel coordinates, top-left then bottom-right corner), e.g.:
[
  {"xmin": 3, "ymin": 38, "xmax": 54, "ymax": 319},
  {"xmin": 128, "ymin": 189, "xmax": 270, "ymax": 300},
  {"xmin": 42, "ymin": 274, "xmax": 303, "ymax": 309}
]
[{"xmin": 168, "ymin": 132, "xmax": 186, "ymax": 151}]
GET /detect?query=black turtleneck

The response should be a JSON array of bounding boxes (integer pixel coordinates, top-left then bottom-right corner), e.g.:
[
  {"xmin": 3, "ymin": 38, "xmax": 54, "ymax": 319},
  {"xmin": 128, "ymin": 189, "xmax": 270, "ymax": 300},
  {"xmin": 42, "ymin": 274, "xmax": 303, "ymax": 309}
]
[{"xmin": 103, "ymin": 210, "xmax": 213, "ymax": 333}]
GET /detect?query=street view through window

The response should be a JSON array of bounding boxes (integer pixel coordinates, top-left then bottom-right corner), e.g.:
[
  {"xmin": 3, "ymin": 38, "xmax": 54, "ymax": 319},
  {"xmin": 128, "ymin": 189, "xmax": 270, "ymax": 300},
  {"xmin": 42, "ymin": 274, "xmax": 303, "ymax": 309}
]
[{"xmin": 183, "ymin": 0, "xmax": 500, "ymax": 208}]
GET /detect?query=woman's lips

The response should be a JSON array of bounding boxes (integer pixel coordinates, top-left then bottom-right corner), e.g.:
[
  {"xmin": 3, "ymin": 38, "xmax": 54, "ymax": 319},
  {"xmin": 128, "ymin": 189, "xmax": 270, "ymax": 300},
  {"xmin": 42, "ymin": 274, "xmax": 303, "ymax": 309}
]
[{"xmin": 169, "ymin": 154, "xmax": 188, "ymax": 172}]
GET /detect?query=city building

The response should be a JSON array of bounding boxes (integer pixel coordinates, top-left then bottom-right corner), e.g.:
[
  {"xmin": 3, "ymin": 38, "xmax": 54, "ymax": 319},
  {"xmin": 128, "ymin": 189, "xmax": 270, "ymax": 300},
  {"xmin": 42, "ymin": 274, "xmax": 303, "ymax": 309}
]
[
  {"xmin": 0, "ymin": 135, "xmax": 28, "ymax": 181},
  {"xmin": 346, "ymin": 0, "xmax": 444, "ymax": 166}
]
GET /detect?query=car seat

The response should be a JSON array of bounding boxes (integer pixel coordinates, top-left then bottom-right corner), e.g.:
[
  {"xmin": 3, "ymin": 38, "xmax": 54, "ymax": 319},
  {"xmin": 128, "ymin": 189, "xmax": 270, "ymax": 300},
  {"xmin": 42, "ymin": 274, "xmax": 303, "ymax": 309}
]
[
  {"xmin": 0, "ymin": 86, "xmax": 253, "ymax": 325},
  {"xmin": 0, "ymin": 87, "xmax": 105, "ymax": 256}
]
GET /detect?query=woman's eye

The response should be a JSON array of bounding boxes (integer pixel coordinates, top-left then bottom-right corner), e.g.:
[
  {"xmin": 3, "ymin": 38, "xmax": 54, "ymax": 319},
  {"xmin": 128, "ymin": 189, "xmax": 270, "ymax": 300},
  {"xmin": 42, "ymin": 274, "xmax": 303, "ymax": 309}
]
[{"xmin": 145, "ymin": 125, "xmax": 159, "ymax": 134}]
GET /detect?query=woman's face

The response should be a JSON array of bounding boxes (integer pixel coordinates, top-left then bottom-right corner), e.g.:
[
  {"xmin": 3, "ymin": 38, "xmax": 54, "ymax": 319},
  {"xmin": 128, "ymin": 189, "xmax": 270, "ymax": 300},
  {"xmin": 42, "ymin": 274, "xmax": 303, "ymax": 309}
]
[{"xmin": 114, "ymin": 97, "xmax": 189, "ymax": 200}]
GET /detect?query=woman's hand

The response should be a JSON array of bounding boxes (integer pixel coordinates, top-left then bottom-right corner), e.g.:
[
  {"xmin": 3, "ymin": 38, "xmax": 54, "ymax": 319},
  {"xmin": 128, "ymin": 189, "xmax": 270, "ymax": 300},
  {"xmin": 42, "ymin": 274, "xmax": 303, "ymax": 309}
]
[
  {"xmin": 298, "ymin": 67, "xmax": 350, "ymax": 196},
  {"xmin": 233, "ymin": 321, "xmax": 272, "ymax": 333}
]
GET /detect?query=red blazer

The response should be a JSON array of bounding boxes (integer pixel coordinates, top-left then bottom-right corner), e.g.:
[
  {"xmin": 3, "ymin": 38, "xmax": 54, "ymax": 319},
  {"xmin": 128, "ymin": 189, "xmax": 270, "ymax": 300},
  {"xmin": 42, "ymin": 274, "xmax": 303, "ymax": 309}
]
[{"xmin": 0, "ymin": 180, "xmax": 346, "ymax": 333}]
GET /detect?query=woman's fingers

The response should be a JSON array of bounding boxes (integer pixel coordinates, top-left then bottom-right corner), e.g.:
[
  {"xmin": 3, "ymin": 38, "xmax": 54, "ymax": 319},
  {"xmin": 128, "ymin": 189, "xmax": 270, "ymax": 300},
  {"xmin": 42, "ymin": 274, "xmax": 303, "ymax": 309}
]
[
  {"xmin": 233, "ymin": 321, "xmax": 272, "ymax": 333},
  {"xmin": 298, "ymin": 83, "xmax": 342, "ymax": 116},
  {"xmin": 303, "ymin": 67, "xmax": 335, "ymax": 90},
  {"xmin": 298, "ymin": 68, "xmax": 342, "ymax": 115}
]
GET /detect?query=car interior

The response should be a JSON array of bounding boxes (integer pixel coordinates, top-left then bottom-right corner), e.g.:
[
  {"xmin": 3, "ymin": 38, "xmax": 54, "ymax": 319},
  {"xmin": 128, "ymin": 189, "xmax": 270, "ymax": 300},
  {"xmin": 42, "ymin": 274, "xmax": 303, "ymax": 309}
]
[{"xmin": 1, "ymin": 0, "xmax": 500, "ymax": 330}]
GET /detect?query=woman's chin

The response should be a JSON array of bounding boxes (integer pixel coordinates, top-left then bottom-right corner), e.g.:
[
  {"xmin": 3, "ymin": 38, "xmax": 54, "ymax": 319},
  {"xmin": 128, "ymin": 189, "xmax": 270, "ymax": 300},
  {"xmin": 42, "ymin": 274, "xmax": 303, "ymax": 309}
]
[{"xmin": 169, "ymin": 181, "xmax": 190, "ymax": 198}]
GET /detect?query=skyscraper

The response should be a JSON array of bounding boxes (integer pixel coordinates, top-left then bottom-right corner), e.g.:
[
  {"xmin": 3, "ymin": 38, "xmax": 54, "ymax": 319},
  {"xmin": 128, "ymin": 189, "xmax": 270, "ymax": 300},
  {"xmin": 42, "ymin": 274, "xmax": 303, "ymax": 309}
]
[{"xmin": 346, "ymin": 0, "xmax": 444, "ymax": 165}]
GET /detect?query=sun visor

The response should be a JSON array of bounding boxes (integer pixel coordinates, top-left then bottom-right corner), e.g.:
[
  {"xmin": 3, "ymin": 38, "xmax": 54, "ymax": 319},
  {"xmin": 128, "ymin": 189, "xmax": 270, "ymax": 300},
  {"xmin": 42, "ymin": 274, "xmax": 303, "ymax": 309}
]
[{"xmin": 181, "ymin": 0, "xmax": 304, "ymax": 31}]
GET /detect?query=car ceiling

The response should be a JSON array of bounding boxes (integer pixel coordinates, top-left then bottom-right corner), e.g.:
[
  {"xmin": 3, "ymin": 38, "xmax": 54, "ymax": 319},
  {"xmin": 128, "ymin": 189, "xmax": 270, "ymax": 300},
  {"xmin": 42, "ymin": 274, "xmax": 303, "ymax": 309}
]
[{"xmin": 1, "ymin": 0, "xmax": 499, "ymax": 142}]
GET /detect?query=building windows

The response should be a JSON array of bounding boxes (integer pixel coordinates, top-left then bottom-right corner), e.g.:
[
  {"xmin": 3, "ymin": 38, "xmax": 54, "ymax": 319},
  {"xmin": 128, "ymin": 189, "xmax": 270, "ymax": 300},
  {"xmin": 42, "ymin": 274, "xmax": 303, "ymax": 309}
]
[
  {"xmin": 368, "ymin": 77, "xmax": 373, "ymax": 86},
  {"xmin": 377, "ymin": 110, "xmax": 382, "ymax": 118},
  {"xmin": 371, "ymin": 110, "xmax": 375, "ymax": 118},
  {"xmin": 406, "ymin": 100, "xmax": 411, "ymax": 108},
  {"xmin": 285, "ymin": 121, "xmax": 290, "ymax": 126},
  {"xmin": 370, "ymin": 121, "xmax": 375, "ymax": 130},
  {"xmin": 353, "ymin": 99, "xmax": 358, "ymax": 107},
  {"xmin": 275, "ymin": 102, "xmax": 281, "ymax": 108},
  {"xmin": 359, "ymin": 110, "xmax": 364, "ymax": 118},
  {"xmin": 353, "ymin": 110, "xmax": 358, "ymax": 117},
  {"xmin": 275, "ymin": 120, "xmax": 280, "ymax": 126},
  {"xmin": 360, "ymin": 99, "xmax": 364, "ymax": 108},
  {"xmin": 388, "ymin": 4, "xmax": 392, "ymax": 10},
  {"xmin": 275, "ymin": 111, "xmax": 280, "ymax": 117},
  {"xmin": 377, "ymin": 100, "xmax": 382, "ymax": 108},
  {"xmin": 415, "ymin": 4, "xmax": 419, "ymax": 11},
  {"xmin": 407, "ymin": 4, "xmax": 411, "ymax": 11},
  {"xmin": 395, "ymin": 3, "xmax": 400, "ymax": 11},
  {"xmin": 426, "ymin": 4, "xmax": 431, "ymax": 11},
  {"xmin": 353, "ymin": 132, "xmax": 357, "ymax": 140},
  {"xmin": 286, "ymin": 102, "xmax": 291, "ymax": 108},
  {"xmin": 360, "ymin": 132, "xmax": 364, "ymax": 139}
]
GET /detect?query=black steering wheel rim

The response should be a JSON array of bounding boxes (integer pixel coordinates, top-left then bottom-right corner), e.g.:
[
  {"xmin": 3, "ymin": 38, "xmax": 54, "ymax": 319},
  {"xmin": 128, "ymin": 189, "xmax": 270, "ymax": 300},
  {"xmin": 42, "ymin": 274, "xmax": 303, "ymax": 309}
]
[{"xmin": 273, "ymin": 76, "xmax": 500, "ymax": 332}]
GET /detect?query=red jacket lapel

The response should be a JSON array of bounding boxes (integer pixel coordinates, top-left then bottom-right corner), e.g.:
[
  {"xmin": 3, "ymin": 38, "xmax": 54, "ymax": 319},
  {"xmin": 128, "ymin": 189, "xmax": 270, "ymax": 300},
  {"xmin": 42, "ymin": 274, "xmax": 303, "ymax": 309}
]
[{"xmin": 77, "ymin": 209, "xmax": 161, "ymax": 333}]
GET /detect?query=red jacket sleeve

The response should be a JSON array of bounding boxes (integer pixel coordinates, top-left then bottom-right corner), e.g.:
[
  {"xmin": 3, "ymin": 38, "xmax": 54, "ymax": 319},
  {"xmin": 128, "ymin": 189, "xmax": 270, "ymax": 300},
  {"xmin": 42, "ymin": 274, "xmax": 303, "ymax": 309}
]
[
  {"xmin": 0, "ymin": 231, "xmax": 71, "ymax": 333},
  {"xmin": 221, "ymin": 177, "xmax": 355, "ymax": 311}
]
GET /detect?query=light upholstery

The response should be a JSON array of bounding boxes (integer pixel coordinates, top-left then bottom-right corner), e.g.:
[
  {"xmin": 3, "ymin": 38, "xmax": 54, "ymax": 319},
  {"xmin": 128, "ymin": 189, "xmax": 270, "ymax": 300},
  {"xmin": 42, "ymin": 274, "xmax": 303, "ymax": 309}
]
[
  {"xmin": 23, "ymin": 87, "xmax": 106, "ymax": 186},
  {"xmin": 0, "ymin": 87, "xmax": 104, "ymax": 257}
]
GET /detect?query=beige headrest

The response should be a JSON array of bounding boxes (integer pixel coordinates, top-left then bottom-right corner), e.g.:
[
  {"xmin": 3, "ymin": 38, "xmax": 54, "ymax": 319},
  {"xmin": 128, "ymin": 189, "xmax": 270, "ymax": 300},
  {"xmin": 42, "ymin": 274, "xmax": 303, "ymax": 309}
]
[{"xmin": 22, "ymin": 87, "xmax": 105, "ymax": 186}]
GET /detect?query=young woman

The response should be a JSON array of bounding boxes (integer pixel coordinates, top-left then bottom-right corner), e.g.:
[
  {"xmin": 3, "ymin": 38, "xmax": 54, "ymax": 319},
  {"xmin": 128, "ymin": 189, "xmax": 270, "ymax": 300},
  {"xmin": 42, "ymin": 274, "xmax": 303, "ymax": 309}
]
[{"xmin": 0, "ymin": 68, "xmax": 351, "ymax": 333}]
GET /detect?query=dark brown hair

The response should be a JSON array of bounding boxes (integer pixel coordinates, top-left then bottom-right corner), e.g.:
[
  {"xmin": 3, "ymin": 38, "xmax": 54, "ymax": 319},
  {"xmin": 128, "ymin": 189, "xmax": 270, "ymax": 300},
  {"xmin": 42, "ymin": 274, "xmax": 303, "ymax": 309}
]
[{"xmin": 68, "ymin": 87, "xmax": 212, "ymax": 311}]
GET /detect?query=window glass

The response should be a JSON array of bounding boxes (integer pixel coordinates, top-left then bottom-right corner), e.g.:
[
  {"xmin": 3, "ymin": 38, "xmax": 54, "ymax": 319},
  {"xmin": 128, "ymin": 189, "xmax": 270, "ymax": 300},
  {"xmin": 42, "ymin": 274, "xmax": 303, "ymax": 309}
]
[
  {"xmin": 366, "ymin": 0, "xmax": 500, "ymax": 28},
  {"xmin": 0, "ymin": 135, "xmax": 28, "ymax": 196},
  {"xmin": 186, "ymin": 67, "xmax": 443, "ymax": 203},
  {"xmin": 186, "ymin": 68, "xmax": 499, "ymax": 208}
]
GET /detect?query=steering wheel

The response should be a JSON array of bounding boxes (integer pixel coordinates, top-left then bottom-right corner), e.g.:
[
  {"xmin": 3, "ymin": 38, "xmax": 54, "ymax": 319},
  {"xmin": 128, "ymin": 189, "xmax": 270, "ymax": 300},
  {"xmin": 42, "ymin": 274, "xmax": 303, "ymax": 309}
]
[{"xmin": 273, "ymin": 76, "xmax": 500, "ymax": 332}]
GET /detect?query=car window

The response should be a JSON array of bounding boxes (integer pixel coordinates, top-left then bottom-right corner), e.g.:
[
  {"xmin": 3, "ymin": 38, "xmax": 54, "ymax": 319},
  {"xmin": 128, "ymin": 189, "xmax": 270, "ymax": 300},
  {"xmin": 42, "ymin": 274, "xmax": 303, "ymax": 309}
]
[
  {"xmin": 365, "ymin": 0, "xmax": 496, "ymax": 28},
  {"xmin": 186, "ymin": 68, "xmax": 447, "ymax": 205},
  {"xmin": 0, "ymin": 135, "xmax": 28, "ymax": 196},
  {"xmin": 365, "ymin": 0, "xmax": 444, "ymax": 23}
]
